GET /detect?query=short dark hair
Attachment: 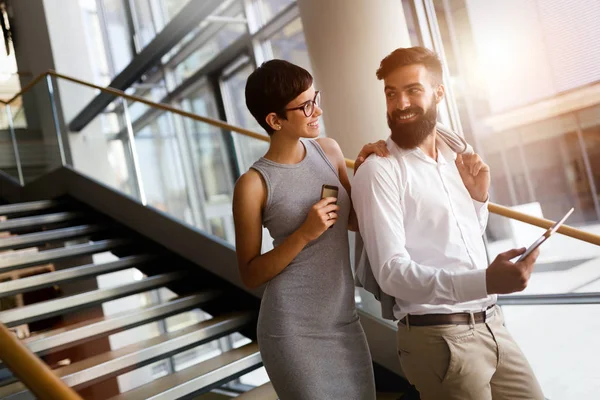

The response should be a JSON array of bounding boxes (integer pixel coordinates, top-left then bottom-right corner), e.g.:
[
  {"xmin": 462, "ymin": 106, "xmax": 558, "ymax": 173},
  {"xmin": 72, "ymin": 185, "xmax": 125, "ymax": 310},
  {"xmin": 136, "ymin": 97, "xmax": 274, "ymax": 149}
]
[
  {"xmin": 376, "ymin": 47, "xmax": 443, "ymax": 84},
  {"xmin": 245, "ymin": 60, "xmax": 313, "ymax": 135}
]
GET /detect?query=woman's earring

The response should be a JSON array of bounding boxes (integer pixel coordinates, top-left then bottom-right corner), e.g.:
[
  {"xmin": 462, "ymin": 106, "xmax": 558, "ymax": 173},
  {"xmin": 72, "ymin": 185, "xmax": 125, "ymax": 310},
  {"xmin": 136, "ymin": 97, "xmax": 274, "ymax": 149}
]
[{"xmin": 275, "ymin": 125, "xmax": 281, "ymax": 130}]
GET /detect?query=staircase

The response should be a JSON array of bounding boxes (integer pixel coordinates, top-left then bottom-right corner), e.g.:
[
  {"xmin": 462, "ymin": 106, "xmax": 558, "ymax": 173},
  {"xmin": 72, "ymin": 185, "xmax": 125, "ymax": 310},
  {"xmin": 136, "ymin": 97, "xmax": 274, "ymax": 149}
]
[
  {"xmin": 0, "ymin": 199, "xmax": 274, "ymax": 399},
  {"xmin": 0, "ymin": 197, "xmax": 412, "ymax": 399}
]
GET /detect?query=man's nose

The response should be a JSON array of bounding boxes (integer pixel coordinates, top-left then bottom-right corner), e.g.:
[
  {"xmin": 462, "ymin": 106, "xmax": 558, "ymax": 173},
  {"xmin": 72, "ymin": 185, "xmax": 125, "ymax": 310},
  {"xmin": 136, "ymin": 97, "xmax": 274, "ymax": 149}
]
[{"xmin": 396, "ymin": 94, "xmax": 410, "ymax": 110}]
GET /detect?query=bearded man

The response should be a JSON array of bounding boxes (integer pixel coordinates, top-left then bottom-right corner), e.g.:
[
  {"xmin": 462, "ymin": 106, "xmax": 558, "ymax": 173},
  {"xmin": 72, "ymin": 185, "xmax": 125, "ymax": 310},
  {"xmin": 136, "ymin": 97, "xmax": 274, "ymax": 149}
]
[{"xmin": 352, "ymin": 47, "xmax": 545, "ymax": 400}]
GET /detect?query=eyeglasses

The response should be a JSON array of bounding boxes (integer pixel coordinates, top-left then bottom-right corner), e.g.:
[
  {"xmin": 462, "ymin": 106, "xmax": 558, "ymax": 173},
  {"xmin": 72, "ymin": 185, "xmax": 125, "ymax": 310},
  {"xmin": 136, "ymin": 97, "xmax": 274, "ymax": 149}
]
[{"xmin": 283, "ymin": 91, "xmax": 321, "ymax": 117}]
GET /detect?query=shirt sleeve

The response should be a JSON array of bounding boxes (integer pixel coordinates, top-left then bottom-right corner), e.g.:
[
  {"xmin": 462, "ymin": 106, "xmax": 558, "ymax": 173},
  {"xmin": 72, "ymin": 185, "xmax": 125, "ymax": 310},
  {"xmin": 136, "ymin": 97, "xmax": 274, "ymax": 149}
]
[
  {"xmin": 472, "ymin": 197, "xmax": 490, "ymax": 235},
  {"xmin": 352, "ymin": 158, "xmax": 488, "ymax": 305}
]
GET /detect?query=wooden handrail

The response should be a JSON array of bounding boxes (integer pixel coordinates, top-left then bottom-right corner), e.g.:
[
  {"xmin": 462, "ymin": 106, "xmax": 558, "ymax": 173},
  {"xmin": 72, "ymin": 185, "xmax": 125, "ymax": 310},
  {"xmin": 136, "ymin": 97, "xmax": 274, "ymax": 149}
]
[
  {"xmin": 2, "ymin": 70, "xmax": 599, "ymax": 247},
  {"xmin": 346, "ymin": 157, "xmax": 600, "ymax": 246},
  {"xmin": 0, "ymin": 323, "xmax": 83, "ymax": 400},
  {"xmin": 488, "ymin": 203, "xmax": 600, "ymax": 246},
  {"xmin": 50, "ymin": 71, "xmax": 270, "ymax": 142}
]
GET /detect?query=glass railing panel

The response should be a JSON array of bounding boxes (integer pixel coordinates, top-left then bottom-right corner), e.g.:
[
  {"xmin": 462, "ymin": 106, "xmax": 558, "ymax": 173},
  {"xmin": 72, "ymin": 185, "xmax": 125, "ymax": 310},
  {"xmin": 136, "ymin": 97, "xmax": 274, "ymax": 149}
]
[
  {"xmin": 5, "ymin": 78, "xmax": 66, "ymax": 184},
  {"xmin": 0, "ymin": 102, "xmax": 20, "ymax": 182},
  {"xmin": 10, "ymin": 103, "xmax": 28, "ymax": 130},
  {"xmin": 53, "ymin": 77, "xmax": 142, "ymax": 199},
  {"xmin": 50, "ymin": 76, "xmax": 240, "ymax": 242},
  {"xmin": 125, "ymin": 99, "xmax": 206, "ymax": 230}
]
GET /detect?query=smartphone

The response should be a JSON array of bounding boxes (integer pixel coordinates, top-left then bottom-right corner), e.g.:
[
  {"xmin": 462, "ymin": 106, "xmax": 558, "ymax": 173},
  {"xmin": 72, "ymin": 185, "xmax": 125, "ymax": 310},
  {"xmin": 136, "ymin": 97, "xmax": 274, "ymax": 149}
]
[
  {"xmin": 321, "ymin": 184, "xmax": 339, "ymax": 203},
  {"xmin": 517, "ymin": 207, "xmax": 574, "ymax": 262},
  {"xmin": 321, "ymin": 185, "xmax": 339, "ymax": 229}
]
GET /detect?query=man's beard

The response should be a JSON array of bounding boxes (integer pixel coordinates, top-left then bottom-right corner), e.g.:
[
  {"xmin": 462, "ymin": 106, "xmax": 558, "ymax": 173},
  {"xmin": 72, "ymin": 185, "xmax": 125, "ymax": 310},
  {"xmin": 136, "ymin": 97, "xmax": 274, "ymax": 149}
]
[{"xmin": 387, "ymin": 102, "xmax": 437, "ymax": 149}]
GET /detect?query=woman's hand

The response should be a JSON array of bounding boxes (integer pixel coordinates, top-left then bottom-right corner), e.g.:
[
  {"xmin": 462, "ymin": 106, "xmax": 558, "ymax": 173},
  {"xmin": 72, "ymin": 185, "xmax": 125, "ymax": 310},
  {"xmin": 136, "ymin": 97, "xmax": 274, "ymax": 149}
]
[
  {"xmin": 298, "ymin": 197, "xmax": 339, "ymax": 241},
  {"xmin": 354, "ymin": 140, "xmax": 390, "ymax": 174}
]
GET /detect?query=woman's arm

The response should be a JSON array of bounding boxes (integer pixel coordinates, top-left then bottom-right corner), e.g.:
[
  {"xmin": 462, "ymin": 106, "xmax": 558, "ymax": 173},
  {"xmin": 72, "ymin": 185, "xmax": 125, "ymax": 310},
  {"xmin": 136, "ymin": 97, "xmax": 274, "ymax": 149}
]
[
  {"xmin": 233, "ymin": 169, "xmax": 339, "ymax": 288},
  {"xmin": 316, "ymin": 138, "xmax": 389, "ymax": 232}
]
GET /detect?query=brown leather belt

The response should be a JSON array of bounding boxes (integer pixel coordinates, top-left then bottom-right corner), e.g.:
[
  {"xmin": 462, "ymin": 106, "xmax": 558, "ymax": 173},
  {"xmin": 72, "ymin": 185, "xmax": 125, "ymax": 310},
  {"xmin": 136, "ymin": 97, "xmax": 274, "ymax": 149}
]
[{"xmin": 399, "ymin": 305, "xmax": 496, "ymax": 326}]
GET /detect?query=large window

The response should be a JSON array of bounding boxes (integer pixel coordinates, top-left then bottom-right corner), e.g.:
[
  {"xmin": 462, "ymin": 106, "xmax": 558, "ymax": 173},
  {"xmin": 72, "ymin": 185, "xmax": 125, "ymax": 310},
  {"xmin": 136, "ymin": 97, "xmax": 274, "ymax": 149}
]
[
  {"xmin": 173, "ymin": 18, "xmax": 247, "ymax": 85},
  {"xmin": 269, "ymin": 17, "xmax": 312, "ymax": 72},
  {"xmin": 99, "ymin": 0, "xmax": 135, "ymax": 74},
  {"xmin": 258, "ymin": 0, "xmax": 294, "ymax": 23},
  {"xmin": 429, "ymin": 0, "xmax": 600, "ymax": 227}
]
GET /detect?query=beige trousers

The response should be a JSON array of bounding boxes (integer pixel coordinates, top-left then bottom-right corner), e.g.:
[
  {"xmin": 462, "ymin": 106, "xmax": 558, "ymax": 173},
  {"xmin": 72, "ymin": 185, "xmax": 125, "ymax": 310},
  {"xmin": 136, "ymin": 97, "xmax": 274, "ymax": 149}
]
[{"xmin": 396, "ymin": 306, "xmax": 544, "ymax": 400}]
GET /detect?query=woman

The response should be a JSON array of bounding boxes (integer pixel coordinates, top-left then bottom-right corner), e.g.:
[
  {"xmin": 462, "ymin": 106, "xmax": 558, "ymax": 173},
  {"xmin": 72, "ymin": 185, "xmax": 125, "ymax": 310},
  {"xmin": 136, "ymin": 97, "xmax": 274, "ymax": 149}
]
[{"xmin": 232, "ymin": 60, "xmax": 387, "ymax": 399}]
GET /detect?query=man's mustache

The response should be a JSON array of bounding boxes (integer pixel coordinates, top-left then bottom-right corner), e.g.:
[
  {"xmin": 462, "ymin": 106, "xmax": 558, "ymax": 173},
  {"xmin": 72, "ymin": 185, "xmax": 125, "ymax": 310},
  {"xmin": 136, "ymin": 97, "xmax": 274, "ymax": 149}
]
[{"xmin": 390, "ymin": 107, "xmax": 424, "ymax": 122}]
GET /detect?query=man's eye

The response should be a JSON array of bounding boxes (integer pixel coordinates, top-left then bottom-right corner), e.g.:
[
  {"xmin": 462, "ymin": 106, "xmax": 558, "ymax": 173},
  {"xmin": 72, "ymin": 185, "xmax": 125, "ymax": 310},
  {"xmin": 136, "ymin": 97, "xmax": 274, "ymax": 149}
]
[
  {"xmin": 386, "ymin": 92, "xmax": 396, "ymax": 98},
  {"xmin": 409, "ymin": 88, "xmax": 422, "ymax": 94}
]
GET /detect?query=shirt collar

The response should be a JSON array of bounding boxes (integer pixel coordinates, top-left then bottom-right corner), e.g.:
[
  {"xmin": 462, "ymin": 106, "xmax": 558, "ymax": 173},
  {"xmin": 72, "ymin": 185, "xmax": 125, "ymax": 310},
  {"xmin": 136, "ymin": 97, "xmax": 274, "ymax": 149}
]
[{"xmin": 386, "ymin": 135, "xmax": 456, "ymax": 165}]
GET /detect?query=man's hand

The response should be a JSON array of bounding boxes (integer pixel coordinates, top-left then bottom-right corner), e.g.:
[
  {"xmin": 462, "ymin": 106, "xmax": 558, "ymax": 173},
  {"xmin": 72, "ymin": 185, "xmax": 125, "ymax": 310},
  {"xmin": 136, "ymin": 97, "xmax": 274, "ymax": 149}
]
[
  {"xmin": 354, "ymin": 140, "xmax": 390, "ymax": 174},
  {"xmin": 486, "ymin": 247, "xmax": 540, "ymax": 295},
  {"xmin": 455, "ymin": 153, "xmax": 490, "ymax": 202}
]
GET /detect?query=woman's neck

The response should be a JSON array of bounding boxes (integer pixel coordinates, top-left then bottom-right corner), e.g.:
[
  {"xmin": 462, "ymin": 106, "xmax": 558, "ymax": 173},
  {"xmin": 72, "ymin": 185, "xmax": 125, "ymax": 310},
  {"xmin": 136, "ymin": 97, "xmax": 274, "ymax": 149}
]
[{"xmin": 264, "ymin": 133, "xmax": 306, "ymax": 164}]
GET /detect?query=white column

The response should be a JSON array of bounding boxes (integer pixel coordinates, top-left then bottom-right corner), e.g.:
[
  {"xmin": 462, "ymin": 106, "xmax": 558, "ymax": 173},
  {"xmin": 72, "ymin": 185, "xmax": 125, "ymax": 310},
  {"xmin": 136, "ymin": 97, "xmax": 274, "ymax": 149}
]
[{"xmin": 297, "ymin": 0, "xmax": 412, "ymax": 159}]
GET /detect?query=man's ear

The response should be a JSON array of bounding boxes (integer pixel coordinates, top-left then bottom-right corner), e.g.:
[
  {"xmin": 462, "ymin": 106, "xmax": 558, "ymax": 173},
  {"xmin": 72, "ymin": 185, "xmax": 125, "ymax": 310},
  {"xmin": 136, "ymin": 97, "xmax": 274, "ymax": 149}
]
[
  {"xmin": 265, "ymin": 112, "xmax": 282, "ymax": 131},
  {"xmin": 435, "ymin": 84, "xmax": 445, "ymax": 104}
]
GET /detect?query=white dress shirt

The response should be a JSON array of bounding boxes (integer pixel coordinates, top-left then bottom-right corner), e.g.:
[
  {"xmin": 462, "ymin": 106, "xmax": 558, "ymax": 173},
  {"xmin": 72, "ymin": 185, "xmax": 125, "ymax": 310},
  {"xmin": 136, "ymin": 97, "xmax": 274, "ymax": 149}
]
[{"xmin": 352, "ymin": 137, "xmax": 496, "ymax": 320}]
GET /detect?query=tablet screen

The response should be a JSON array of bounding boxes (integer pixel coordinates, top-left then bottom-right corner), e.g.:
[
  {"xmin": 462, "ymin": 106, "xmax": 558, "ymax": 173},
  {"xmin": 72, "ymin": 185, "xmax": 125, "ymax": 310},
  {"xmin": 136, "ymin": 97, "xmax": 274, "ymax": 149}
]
[{"xmin": 517, "ymin": 207, "xmax": 574, "ymax": 262}]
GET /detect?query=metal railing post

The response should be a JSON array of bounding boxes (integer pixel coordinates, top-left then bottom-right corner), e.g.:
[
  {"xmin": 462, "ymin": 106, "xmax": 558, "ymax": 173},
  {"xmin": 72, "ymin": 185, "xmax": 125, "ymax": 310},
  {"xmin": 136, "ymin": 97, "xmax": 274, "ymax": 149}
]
[
  {"xmin": 46, "ymin": 74, "xmax": 67, "ymax": 167},
  {"xmin": 121, "ymin": 98, "xmax": 148, "ymax": 205}
]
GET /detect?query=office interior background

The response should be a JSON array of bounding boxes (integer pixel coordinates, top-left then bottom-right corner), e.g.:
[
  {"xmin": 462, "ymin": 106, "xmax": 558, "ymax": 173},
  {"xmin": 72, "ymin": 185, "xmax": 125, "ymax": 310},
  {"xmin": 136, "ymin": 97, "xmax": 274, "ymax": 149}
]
[{"xmin": 0, "ymin": 0, "xmax": 599, "ymax": 398}]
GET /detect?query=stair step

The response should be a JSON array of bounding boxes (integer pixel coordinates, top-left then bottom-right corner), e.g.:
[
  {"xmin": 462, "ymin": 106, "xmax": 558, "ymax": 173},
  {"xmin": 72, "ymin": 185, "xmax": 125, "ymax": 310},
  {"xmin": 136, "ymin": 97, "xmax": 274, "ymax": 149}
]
[
  {"xmin": 0, "ymin": 272, "xmax": 184, "ymax": 327},
  {"xmin": 0, "ymin": 211, "xmax": 84, "ymax": 231},
  {"xmin": 0, "ymin": 293, "xmax": 223, "ymax": 379},
  {"xmin": 237, "ymin": 382, "xmax": 277, "ymax": 400},
  {"xmin": 0, "ymin": 224, "xmax": 106, "ymax": 251},
  {"xmin": 0, "ymin": 200, "xmax": 60, "ymax": 216},
  {"xmin": 0, "ymin": 254, "xmax": 156, "ymax": 298},
  {"xmin": 0, "ymin": 238, "xmax": 132, "ymax": 274},
  {"xmin": 108, "ymin": 343, "xmax": 262, "ymax": 400},
  {"xmin": 0, "ymin": 313, "xmax": 255, "ymax": 397},
  {"xmin": 24, "ymin": 292, "xmax": 222, "ymax": 357}
]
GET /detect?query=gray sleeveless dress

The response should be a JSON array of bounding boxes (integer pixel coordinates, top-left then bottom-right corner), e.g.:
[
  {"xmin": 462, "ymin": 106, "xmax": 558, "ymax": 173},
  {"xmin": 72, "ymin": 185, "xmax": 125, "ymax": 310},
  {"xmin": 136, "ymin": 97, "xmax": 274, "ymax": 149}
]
[{"xmin": 251, "ymin": 139, "xmax": 375, "ymax": 400}]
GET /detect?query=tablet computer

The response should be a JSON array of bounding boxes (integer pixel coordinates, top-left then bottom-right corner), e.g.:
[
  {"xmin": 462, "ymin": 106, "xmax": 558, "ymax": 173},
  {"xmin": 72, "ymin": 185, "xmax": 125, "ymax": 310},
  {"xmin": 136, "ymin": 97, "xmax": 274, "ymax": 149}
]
[{"xmin": 517, "ymin": 207, "xmax": 574, "ymax": 262}]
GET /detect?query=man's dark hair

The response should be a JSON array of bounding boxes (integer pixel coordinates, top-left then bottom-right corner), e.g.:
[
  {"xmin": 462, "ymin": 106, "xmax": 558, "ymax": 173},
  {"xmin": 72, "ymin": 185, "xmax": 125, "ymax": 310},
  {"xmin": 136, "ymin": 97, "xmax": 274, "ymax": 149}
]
[
  {"xmin": 376, "ymin": 47, "xmax": 443, "ymax": 84},
  {"xmin": 245, "ymin": 60, "xmax": 313, "ymax": 135}
]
